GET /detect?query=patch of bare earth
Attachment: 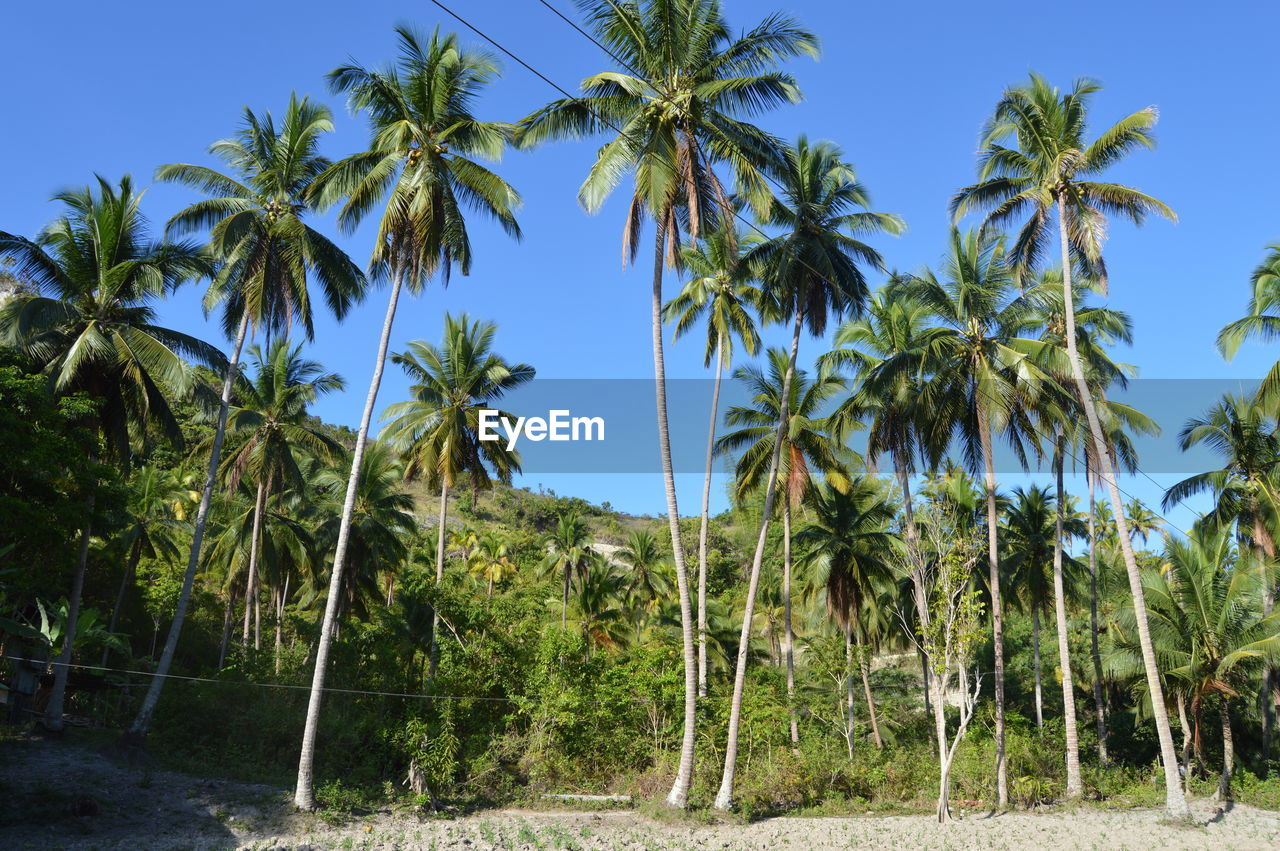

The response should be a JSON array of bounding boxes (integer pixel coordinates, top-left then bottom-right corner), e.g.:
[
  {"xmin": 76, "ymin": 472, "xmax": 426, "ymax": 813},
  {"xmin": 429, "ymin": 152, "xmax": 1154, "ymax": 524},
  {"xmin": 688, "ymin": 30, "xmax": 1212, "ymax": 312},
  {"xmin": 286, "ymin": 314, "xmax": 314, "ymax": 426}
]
[{"xmin": 2, "ymin": 736, "xmax": 1277, "ymax": 850}]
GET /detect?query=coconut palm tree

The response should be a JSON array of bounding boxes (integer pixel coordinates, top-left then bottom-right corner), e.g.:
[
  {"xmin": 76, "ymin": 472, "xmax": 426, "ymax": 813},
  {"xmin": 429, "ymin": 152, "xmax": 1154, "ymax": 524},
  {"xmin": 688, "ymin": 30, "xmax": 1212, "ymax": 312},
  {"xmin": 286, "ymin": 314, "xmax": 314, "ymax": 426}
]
[
  {"xmin": 0, "ymin": 175, "xmax": 217, "ymax": 731},
  {"xmin": 1219, "ymin": 244, "xmax": 1280, "ymax": 405},
  {"xmin": 517, "ymin": 0, "xmax": 818, "ymax": 807},
  {"xmin": 128, "ymin": 94, "xmax": 365, "ymax": 741},
  {"xmin": 294, "ymin": 27, "xmax": 522, "ymax": 809},
  {"xmin": 718, "ymin": 347, "xmax": 854, "ymax": 749},
  {"xmin": 469, "ymin": 531, "xmax": 516, "ymax": 600},
  {"xmin": 1164, "ymin": 394, "xmax": 1280, "ymax": 758},
  {"xmin": 1112, "ymin": 525, "xmax": 1280, "ymax": 799},
  {"xmin": 795, "ymin": 480, "xmax": 901, "ymax": 752},
  {"xmin": 217, "ymin": 339, "xmax": 344, "ymax": 649},
  {"xmin": 542, "ymin": 511, "xmax": 596, "ymax": 630},
  {"xmin": 614, "ymin": 529, "xmax": 673, "ymax": 621},
  {"xmin": 664, "ymin": 221, "xmax": 762, "ymax": 695},
  {"xmin": 715, "ymin": 137, "xmax": 902, "ymax": 809},
  {"xmin": 891, "ymin": 228, "xmax": 1057, "ymax": 806},
  {"xmin": 951, "ymin": 73, "xmax": 1186, "ymax": 818},
  {"xmin": 380, "ymin": 313, "xmax": 533, "ymax": 676}
]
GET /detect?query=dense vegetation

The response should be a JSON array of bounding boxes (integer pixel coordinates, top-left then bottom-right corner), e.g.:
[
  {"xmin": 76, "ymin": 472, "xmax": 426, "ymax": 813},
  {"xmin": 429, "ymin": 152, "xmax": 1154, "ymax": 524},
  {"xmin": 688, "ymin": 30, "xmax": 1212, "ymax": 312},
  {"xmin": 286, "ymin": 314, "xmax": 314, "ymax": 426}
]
[{"xmin": 2, "ymin": 0, "xmax": 1279, "ymax": 826}]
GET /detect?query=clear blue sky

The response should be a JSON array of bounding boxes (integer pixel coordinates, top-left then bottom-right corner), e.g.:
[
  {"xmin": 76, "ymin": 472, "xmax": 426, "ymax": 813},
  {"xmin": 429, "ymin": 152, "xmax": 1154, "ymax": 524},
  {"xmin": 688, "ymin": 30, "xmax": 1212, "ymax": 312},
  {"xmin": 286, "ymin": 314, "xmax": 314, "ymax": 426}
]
[{"xmin": 5, "ymin": 1, "xmax": 1279, "ymax": 526}]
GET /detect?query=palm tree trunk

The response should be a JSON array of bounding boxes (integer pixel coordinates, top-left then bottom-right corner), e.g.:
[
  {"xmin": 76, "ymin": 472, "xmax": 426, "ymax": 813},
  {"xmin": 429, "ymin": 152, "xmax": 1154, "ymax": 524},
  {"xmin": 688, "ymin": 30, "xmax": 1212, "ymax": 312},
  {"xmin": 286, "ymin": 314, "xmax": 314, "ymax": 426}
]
[
  {"xmin": 275, "ymin": 572, "xmax": 289, "ymax": 676},
  {"xmin": 1087, "ymin": 465, "xmax": 1109, "ymax": 764},
  {"xmin": 428, "ymin": 479, "xmax": 449, "ymax": 683},
  {"xmin": 243, "ymin": 479, "xmax": 267, "ymax": 647},
  {"xmin": 218, "ymin": 589, "xmax": 233, "ymax": 670},
  {"xmin": 845, "ymin": 622, "xmax": 856, "ymax": 760},
  {"xmin": 1251, "ymin": 516, "xmax": 1275, "ymax": 761},
  {"xmin": 652, "ymin": 223, "xmax": 698, "ymax": 810},
  {"xmin": 293, "ymin": 273, "xmax": 404, "ymax": 810},
  {"xmin": 103, "ymin": 535, "xmax": 144, "ymax": 667},
  {"xmin": 127, "ymin": 311, "xmax": 250, "ymax": 743},
  {"xmin": 561, "ymin": 565, "xmax": 569, "ymax": 630},
  {"xmin": 783, "ymin": 499, "xmax": 799, "ymax": 751},
  {"xmin": 1052, "ymin": 431, "xmax": 1083, "ymax": 796},
  {"xmin": 1033, "ymin": 607, "xmax": 1044, "ymax": 730},
  {"xmin": 857, "ymin": 633, "xmax": 883, "ymax": 749},
  {"xmin": 1056, "ymin": 196, "xmax": 1188, "ymax": 819},
  {"xmin": 975, "ymin": 400, "xmax": 1008, "ymax": 807},
  {"xmin": 713, "ymin": 304, "xmax": 803, "ymax": 811},
  {"xmin": 1217, "ymin": 701, "xmax": 1234, "ymax": 801},
  {"xmin": 44, "ymin": 491, "xmax": 95, "ymax": 731},
  {"xmin": 897, "ymin": 457, "xmax": 930, "ymax": 714},
  {"xmin": 697, "ymin": 339, "xmax": 724, "ymax": 699},
  {"xmin": 1177, "ymin": 692, "xmax": 1192, "ymax": 779}
]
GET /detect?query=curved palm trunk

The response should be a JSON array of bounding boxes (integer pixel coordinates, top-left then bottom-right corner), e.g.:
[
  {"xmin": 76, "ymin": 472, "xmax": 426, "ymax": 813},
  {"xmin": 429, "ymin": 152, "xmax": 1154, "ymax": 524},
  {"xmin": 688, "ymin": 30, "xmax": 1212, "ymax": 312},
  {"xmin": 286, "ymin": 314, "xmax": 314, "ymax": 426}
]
[
  {"xmin": 975, "ymin": 400, "xmax": 1008, "ymax": 807},
  {"xmin": 429, "ymin": 479, "xmax": 449, "ymax": 682},
  {"xmin": 649, "ymin": 224, "xmax": 698, "ymax": 810},
  {"xmin": 1032, "ymin": 607, "xmax": 1043, "ymax": 730},
  {"xmin": 103, "ymin": 535, "xmax": 144, "ymax": 667},
  {"xmin": 294, "ymin": 275, "xmax": 404, "ymax": 810},
  {"xmin": 1052, "ymin": 432, "xmax": 1083, "ymax": 796},
  {"xmin": 1217, "ymin": 701, "xmax": 1235, "ymax": 801},
  {"xmin": 713, "ymin": 305, "xmax": 803, "ymax": 811},
  {"xmin": 857, "ymin": 632, "xmax": 883, "ymax": 749},
  {"xmin": 783, "ymin": 500, "xmax": 799, "ymax": 751},
  {"xmin": 243, "ymin": 479, "xmax": 267, "ymax": 648},
  {"xmin": 127, "ymin": 311, "xmax": 250, "ymax": 742},
  {"xmin": 1087, "ymin": 466, "xmax": 1109, "ymax": 763},
  {"xmin": 1056, "ymin": 197, "xmax": 1188, "ymax": 819},
  {"xmin": 697, "ymin": 339, "xmax": 724, "ymax": 698},
  {"xmin": 44, "ymin": 492, "xmax": 95, "ymax": 731}
]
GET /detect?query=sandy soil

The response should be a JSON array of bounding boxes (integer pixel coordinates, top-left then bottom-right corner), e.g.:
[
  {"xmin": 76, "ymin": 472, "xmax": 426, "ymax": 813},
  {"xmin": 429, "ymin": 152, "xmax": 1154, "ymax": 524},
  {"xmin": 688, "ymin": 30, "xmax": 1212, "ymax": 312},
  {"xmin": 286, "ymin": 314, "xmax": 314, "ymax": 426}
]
[{"xmin": 2, "ymin": 736, "xmax": 1277, "ymax": 850}]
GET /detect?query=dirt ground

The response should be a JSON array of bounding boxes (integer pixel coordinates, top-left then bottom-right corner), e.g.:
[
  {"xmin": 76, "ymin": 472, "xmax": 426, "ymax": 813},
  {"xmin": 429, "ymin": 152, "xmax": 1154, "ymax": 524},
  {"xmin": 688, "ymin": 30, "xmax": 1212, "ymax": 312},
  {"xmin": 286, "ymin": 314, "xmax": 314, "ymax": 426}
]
[{"xmin": 2, "ymin": 735, "xmax": 1278, "ymax": 850}]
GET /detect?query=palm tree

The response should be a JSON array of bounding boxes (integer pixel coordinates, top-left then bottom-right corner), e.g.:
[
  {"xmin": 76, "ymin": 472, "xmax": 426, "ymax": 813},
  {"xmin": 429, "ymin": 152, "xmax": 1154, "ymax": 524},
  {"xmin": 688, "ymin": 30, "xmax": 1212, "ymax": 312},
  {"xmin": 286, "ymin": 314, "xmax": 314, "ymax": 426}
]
[
  {"xmin": 517, "ymin": 0, "xmax": 818, "ymax": 808},
  {"xmin": 613, "ymin": 529, "xmax": 673, "ymax": 621},
  {"xmin": 1113, "ymin": 525, "xmax": 1280, "ymax": 800},
  {"xmin": 951, "ymin": 73, "xmax": 1186, "ymax": 819},
  {"xmin": 894, "ymin": 228, "xmax": 1057, "ymax": 806},
  {"xmin": 664, "ymin": 222, "xmax": 762, "ymax": 696},
  {"xmin": 715, "ymin": 137, "xmax": 901, "ymax": 809},
  {"xmin": 103, "ymin": 466, "xmax": 188, "ymax": 664},
  {"xmin": 129, "ymin": 95, "xmax": 365, "ymax": 741},
  {"xmin": 542, "ymin": 511, "xmax": 596, "ymax": 630},
  {"xmin": 218, "ymin": 339, "xmax": 344, "ymax": 650},
  {"xmin": 380, "ymin": 313, "xmax": 533, "ymax": 677},
  {"xmin": 1164, "ymin": 394, "xmax": 1280, "ymax": 758},
  {"xmin": 1219, "ymin": 243, "xmax": 1280, "ymax": 405},
  {"xmin": 294, "ymin": 27, "xmax": 522, "ymax": 810},
  {"xmin": 1003, "ymin": 485, "xmax": 1084, "ymax": 730},
  {"xmin": 718, "ymin": 347, "xmax": 854, "ymax": 749},
  {"xmin": 0, "ymin": 175, "xmax": 216, "ymax": 731},
  {"xmin": 795, "ymin": 480, "xmax": 901, "ymax": 752},
  {"xmin": 469, "ymin": 531, "xmax": 516, "ymax": 599}
]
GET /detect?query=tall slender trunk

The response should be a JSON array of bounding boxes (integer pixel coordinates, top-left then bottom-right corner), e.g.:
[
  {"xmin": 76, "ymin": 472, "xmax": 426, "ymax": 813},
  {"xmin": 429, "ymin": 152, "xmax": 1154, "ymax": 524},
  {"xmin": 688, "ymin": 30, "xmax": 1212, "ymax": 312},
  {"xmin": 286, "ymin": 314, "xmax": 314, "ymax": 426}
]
[
  {"xmin": 243, "ymin": 479, "xmax": 267, "ymax": 647},
  {"xmin": 428, "ymin": 479, "xmax": 449, "ymax": 683},
  {"xmin": 1052, "ymin": 431, "xmax": 1083, "ymax": 796},
  {"xmin": 975, "ymin": 400, "xmax": 1008, "ymax": 807},
  {"xmin": 45, "ymin": 491, "xmax": 95, "ymax": 731},
  {"xmin": 1217, "ymin": 701, "xmax": 1235, "ymax": 801},
  {"xmin": 933, "ymin": 664, "xmax": 952, "ymax": 823},
  {"xmin": 1087, "ymin": 465, "xmax": 1109, "ymax": 763},
  {"xmin": 274, "ymin": 572, "xmax": 289, "ymax": 676},
  {"xmin": 1056, "ymin": 196, "xmax": 1188, "ymax": 819},
  {"xmin": 857, "ymin": 632, "xmax": 882, "ymax": 749},
  {"xmin": 1032, "ymin": 607, "xmax": 1044, "ymax": 730},
  {"xmin": 293, "ymin": 274, "xmax": 404, "ymax": 810},
  {"xmin": 897, "ymin": 458, "xmax": 930, "ymax": 713},
  {"xmin": 783, "ymin": 500, "xmax": 799, "ymax": 751},
  {"xmin": 1251, "ymin": 516, "xmax": 1275, "ymax": 761},
  {"xmin": 713, "ymin": 305, "xmax": 803, "ymax": 811},
  {"xmin": 128, "ymin": 311, "xmax": 250, "ymax": 742},
  {"xmin": 697, "ymin": 339, "xmax": 724, "ymax": 699},
  {"xmin": 103, "ymin": 535, "xmax": 144, "ymax": 667},
  {"xmin": 845, "ymin": 623, "xmax": 856, "ymax": 760},
  {"xmin": 218, "ymin": 590, "xmax": 233, "ymax": 670},
  {"xmin": 561, "ymin": 565, "xmax": 569, "ymax": 630},
  {"xmin": 1177, "ymin": 692, "xmax": 1192, "ymax": 778},
  {"xmin": 650, "ymin": 222, "xmax": 698, "ymax": 810}
]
